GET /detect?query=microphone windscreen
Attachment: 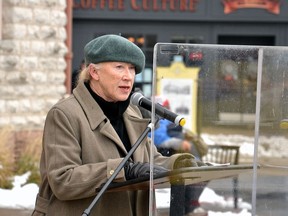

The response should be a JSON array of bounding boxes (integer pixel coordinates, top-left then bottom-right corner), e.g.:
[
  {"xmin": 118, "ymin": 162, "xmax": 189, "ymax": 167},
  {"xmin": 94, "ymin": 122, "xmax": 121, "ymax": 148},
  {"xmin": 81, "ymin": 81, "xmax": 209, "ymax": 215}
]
[{"xmin": 131, "ymin": 92, "xmax": 143, "ymax": 106}]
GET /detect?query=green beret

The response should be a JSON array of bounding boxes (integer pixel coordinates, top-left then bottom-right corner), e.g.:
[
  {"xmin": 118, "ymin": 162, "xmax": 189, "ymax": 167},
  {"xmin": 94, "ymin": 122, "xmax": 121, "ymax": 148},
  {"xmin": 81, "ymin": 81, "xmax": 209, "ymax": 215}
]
[{"xmin": 84, "ymin": 34, "xmax": 145, "ymax": 74}]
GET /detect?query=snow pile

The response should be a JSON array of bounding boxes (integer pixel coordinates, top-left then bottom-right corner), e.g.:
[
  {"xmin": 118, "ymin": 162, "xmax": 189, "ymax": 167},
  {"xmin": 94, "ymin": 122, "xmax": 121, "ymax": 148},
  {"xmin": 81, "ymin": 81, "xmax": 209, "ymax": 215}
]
[
  {"xmin": 0, "ymin": 172, "xmax": 38, "ymax": 209},
  {"xmin": 202, "ymin": 133, "xmax": 288, "ymax": 159},
  {"xmin": 156, "ymin": 187, "xmax": 252, "ymax": 216}
]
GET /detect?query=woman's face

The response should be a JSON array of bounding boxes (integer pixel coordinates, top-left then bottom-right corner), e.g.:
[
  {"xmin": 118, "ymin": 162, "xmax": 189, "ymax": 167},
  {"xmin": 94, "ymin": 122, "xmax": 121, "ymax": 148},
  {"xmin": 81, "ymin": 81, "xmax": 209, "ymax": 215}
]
[{"xmin": 89, "ymin": 62, "xmax": 136, "ymax": 102}]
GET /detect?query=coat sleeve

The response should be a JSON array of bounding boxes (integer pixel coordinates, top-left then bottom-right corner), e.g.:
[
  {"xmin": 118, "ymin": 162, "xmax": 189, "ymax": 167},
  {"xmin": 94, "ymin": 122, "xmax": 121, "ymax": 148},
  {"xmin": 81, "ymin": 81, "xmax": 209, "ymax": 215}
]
[{"xmin": 42, "ymin": 107, "xmax": 125, "ymax": 201}]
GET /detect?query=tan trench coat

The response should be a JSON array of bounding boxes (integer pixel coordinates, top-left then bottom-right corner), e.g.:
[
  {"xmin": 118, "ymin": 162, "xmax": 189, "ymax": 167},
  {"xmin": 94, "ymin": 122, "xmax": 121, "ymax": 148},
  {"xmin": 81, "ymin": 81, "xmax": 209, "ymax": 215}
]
[{"xmin": 32, "ymin": 81, "xmax": 194, "ymax": 216}]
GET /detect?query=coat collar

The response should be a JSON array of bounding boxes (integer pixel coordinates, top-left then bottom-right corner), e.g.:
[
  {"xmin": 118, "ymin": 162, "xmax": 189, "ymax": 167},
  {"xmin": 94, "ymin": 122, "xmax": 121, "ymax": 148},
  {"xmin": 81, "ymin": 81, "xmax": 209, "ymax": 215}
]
[{"xmin": 73, "ymin": 81, "xmax": 106, "ymax": 130}]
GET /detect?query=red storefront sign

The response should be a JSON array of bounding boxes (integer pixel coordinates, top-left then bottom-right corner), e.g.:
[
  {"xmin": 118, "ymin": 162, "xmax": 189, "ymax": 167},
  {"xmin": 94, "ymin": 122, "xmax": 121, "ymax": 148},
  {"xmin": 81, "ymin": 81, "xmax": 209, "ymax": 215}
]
[
  {"xmin": 73, "ymin": 0, "xmax": 282, "ymax": 15},
  {"xmin": 222, "ymin": 0, "xmax": 281, "ymax": 14}
]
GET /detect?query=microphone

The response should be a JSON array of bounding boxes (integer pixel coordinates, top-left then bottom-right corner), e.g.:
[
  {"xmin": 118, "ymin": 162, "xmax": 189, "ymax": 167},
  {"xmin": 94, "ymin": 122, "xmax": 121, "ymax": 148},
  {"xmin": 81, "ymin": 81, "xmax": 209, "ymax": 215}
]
[{"xmin": 131, "ymin": 92, "xmax": 186, "ymax": 126}]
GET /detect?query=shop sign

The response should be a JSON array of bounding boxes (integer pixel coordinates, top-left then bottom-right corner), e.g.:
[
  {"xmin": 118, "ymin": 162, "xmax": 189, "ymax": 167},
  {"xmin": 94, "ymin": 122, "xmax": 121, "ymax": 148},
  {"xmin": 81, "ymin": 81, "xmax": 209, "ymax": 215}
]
[
  {"xmin": 222, "ymin": 0, "xmax": 281, "ymax": 14},
  {"xmin": 73, "ymin": 0, "xmax": 199, "ymax": 12}
]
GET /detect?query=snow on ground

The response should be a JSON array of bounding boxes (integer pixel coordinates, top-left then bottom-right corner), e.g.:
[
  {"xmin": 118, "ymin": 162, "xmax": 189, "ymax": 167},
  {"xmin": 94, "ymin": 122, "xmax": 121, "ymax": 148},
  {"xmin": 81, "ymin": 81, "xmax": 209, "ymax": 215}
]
[
  {"xmin": 156, "ymin": 187, "xmax": 252, "ymax": 216},
  {"xmin": 0, "ymin": 172, "xmax": 38, "ymax": 209},
  {"xmin": 201, "ymin": 133, "xmax": 288, "ymax": 160}
]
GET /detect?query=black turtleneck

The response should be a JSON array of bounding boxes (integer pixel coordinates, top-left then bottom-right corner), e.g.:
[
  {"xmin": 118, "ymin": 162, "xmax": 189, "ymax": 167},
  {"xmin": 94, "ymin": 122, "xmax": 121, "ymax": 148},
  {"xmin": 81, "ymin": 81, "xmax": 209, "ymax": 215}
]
[{"xmin": 85, "ymin": 82, "xmax": 132, "ymax": 152}]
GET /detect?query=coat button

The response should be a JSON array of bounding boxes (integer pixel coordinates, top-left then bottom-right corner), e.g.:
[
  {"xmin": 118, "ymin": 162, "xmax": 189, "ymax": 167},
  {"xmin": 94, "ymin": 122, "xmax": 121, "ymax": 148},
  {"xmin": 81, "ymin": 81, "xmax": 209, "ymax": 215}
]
[{"xmin": 109, "ymin": 170, "xmax": 114, "ymax": 175}]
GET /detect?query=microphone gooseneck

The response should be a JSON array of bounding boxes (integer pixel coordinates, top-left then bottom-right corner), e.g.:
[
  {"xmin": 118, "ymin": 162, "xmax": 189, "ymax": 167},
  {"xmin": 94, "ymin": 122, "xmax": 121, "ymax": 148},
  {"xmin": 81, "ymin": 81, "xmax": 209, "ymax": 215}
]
[{"xmin": 131, "ymin": 92, "xmax": 186, "ymax": 126}]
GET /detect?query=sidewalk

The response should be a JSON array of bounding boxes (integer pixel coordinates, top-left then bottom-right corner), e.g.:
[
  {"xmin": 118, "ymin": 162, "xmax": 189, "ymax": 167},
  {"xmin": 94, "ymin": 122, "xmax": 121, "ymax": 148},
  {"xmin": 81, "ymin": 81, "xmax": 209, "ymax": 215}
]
[{"xmin": 0, "ymin": 208, "xmax": 33, "ymax": 216}]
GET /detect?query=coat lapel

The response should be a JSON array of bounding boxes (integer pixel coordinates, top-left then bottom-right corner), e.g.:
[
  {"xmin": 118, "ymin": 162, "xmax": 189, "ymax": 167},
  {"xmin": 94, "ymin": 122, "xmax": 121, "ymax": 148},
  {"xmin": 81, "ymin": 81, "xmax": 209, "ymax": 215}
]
[
  {"xmin": 99, "ymin": 121, "xmax": 126, "ymax": 153},
  {"xmin": 73, "ymin": 81, "xmax": 127, "ymax": 153}
]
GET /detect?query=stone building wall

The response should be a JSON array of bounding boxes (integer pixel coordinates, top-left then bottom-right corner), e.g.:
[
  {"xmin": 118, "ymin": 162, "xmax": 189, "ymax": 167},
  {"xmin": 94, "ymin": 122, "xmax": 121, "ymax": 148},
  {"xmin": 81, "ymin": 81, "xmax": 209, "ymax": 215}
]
[
  {"xmin": 0, "ymin": 0, "xmax": 67, "ymax": 130},
  {"xmin": 0, "ymin": 0, "xmax": 68, "ymax": 161}
]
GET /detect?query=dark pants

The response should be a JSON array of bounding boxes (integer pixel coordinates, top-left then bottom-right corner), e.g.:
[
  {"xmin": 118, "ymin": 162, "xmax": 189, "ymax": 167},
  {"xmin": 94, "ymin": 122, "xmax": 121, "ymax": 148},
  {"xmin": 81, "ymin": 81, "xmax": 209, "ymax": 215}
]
[{"xmin": 184, "ymin": 182, "xmax": 207, "ymax": 214}]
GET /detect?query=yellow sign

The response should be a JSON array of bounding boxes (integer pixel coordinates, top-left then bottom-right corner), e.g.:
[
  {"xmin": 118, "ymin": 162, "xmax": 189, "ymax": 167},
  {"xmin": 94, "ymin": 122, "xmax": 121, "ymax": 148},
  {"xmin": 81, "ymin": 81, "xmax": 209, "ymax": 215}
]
[{"xmin": 156, "ymin": 57, "xmax": 200, "ymax": 134}]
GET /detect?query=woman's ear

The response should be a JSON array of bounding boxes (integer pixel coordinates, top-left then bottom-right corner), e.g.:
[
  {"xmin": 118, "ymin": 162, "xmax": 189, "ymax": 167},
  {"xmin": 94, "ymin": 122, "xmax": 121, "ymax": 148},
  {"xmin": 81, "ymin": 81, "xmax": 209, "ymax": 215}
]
[{"xmin": 89, "ymin": 64, "xmax": 99, "ymax": 80}]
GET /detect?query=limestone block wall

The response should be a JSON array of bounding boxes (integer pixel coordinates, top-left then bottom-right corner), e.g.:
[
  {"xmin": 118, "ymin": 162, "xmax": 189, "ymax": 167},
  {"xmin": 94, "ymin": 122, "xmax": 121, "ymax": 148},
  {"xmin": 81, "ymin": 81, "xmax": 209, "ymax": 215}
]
[{"xmin": 0, "ymin": 0, "xmax": 68, "ymax": 130}]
